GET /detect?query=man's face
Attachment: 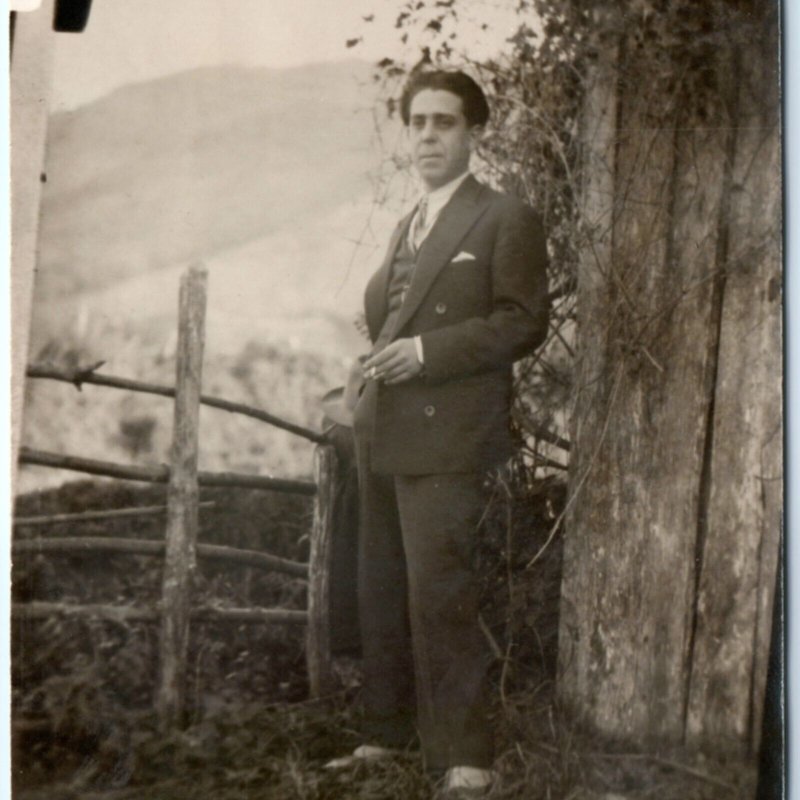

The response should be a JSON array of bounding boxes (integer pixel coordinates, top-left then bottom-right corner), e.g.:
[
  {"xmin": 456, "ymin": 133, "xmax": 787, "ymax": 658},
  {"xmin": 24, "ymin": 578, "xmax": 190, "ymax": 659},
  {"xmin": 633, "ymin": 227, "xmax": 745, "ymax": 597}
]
[{"xmin": 407, "ymin": 89, "xmax": 481, "ymax": 191}]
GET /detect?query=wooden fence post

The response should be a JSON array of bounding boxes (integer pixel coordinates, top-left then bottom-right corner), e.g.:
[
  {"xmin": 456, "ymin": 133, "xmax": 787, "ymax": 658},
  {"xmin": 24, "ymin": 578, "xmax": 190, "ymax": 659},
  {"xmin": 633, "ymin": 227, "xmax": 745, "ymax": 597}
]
[
  {"xmin": 156, "ymin": 264, "xmax": 207, "ymax": 728},
  {"xmin": 306, "ymin": 444, "xmax": 337, "ymax": 697}
]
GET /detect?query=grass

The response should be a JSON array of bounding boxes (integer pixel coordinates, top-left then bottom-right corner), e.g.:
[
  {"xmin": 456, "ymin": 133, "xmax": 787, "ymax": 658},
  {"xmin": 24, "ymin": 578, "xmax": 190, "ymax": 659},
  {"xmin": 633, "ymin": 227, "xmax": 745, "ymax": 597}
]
[
  {"xmin": 14, "ymin": 686, "xmax": 756, "ymax": 800},
  {"xmin": 12, "ymin": 476, "xmax": 757, "ymax": 800}
]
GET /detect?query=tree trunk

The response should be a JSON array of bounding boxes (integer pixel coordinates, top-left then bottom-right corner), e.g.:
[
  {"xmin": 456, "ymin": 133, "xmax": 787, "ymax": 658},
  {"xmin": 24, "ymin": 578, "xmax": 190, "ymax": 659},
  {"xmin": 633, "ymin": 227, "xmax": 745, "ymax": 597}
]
[
  {"xmin": 684, "ymin": 41, "xmax": 782, "ymax": 754},
  {"xmin": 558, "ymin": 19, "xmax": 780, "ymax": 756}
]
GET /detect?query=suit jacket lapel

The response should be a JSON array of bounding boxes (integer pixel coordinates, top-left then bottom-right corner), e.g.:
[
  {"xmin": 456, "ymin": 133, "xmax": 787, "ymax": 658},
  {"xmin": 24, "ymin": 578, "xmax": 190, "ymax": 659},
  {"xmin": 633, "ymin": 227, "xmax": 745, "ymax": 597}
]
[
  {"xmin": 391, "ymin": 175, "xmax": 490, "ymax": 338},
  {"xmin": 364, "ymin": 211, "xmax": 414, "ymax": 340}
]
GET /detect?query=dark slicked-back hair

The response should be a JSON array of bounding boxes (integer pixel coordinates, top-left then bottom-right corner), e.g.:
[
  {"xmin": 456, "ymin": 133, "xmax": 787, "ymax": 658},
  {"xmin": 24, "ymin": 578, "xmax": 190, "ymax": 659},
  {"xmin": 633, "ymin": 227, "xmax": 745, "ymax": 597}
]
[{"xmin": 400, "ymin": 70, "xmax": 490, "ymax": 127}]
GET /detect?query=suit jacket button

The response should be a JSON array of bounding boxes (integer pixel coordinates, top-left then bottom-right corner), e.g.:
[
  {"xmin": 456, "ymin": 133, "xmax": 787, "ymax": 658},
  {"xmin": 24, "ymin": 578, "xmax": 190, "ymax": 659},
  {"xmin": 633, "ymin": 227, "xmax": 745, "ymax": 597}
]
[
  {"xmin": 424, "ymin": 405, "xmax": 436, "ymax": 417},
  {"xmin": 435, "ymin": 302, "xmax": 447, "ymax": 315}
]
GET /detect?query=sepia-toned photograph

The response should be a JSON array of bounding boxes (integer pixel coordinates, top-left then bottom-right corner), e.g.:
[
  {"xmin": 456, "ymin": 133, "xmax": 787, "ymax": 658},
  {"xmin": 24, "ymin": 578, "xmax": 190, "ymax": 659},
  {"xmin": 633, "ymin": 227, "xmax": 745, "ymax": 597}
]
[{"xmin": 9, "ymin": 1, "xmax": 782, "ymax": 798}]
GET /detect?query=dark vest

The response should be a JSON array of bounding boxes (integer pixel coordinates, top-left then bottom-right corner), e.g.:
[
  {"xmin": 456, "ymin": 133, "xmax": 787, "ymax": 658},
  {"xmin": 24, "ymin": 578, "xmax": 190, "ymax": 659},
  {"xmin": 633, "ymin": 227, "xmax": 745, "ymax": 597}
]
[{"xmin": 371, "ymin": 232, "xmax": 417, "ymax": 354}]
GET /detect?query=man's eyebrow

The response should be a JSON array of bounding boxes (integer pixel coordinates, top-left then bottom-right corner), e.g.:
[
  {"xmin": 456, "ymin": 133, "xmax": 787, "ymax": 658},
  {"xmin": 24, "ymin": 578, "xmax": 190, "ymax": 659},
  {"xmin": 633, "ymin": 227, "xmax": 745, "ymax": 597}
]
[{"xmin": 410, "ymin": 112, "xmax": 458, "ymax": 120}]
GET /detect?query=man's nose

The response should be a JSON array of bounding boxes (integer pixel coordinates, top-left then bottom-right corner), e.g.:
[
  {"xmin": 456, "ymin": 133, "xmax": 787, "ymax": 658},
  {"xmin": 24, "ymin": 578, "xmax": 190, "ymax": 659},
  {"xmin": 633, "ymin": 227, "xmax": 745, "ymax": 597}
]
[{"xmin": 420, "ymin": 120, "xmax": 437, "ymax": 140}]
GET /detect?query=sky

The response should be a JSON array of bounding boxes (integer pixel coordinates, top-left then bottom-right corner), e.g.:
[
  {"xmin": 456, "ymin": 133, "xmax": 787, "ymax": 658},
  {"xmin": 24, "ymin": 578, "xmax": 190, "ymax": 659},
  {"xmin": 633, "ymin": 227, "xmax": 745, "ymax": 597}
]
[{"xmin": 51, "ymin": 0, "xmax": 527, "ymax": 110}]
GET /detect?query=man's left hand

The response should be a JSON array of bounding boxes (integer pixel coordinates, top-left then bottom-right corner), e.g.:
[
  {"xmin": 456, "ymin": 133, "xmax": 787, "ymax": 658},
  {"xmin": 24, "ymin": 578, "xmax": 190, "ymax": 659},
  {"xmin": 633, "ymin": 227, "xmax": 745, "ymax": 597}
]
[{"xmin": 363, "ymin": 339, "xmax": 423, "ymax": 385}]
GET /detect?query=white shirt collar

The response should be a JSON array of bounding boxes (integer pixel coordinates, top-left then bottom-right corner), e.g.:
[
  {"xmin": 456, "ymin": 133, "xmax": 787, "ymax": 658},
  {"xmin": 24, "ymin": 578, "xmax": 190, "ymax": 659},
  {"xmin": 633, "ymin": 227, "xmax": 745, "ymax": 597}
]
[{"xmin": 418, "ymin": 170, "xmax": 471, "ymax": 220}]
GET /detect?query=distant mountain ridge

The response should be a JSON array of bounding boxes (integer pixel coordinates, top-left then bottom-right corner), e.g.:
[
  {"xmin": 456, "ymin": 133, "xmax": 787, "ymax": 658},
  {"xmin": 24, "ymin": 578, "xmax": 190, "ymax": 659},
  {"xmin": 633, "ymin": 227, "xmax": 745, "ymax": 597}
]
[{"xmin": 36, "ymin": 60, "xmax": 381, "ymax": 300}]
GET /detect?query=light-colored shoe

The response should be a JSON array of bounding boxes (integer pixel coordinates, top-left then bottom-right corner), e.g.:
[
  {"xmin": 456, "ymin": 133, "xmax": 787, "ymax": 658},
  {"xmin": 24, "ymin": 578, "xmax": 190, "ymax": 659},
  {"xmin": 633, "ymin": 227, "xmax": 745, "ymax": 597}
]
[
  {"xmin": 323, "ymin": 744, "xmax": 399, "ymax": 769},
  {"xmin": 441, "ymin": 765, "xmax": 494, "ymax": 797}
]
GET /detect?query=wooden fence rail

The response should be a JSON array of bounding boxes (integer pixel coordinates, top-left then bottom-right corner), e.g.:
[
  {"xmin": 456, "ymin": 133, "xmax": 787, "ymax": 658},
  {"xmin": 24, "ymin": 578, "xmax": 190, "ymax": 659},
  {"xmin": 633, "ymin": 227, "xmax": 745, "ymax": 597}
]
[
  {"xmin": 20, "ymin": 446, "xmax": 317, "ymax": 496},
  {"xmin": 13, "ymin": 502, "xmax": 216, "ymax": 527},
  {"xmin": 13, "ymin": 536, "xmax": 309, "ymax": 577},
  {"xmin": 27, "ymin": 361, "xmax": 326, "ymax": 444},
  {"xmin": 13, "ymin": 602, "xmax": 308, "ymax": 625},
  {"xmin": 16, "ymin": 262, "xmax": 337, "ymax": 727}
]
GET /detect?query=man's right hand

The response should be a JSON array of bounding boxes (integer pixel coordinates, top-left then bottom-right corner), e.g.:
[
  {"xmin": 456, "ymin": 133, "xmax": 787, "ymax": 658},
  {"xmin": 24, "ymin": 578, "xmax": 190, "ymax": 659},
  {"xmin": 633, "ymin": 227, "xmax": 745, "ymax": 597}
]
[{"xmin": 363, "ymin": 339, "xmax": 423, "ymax": 385}]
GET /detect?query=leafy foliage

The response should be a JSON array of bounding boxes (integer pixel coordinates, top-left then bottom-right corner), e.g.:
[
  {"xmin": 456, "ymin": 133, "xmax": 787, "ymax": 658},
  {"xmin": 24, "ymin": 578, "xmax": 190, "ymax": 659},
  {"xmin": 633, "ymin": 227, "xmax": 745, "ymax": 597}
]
[
  {"xmin": 12, "ymin": 483, "xmax": 312, "ymax": 792},
  {"xmin": 353, "ymin": 0, "xmax": 777, "ymax": 482},
  {"xmin": 12, "ymin": 471, "xmax": 571, "ymax": 794}
]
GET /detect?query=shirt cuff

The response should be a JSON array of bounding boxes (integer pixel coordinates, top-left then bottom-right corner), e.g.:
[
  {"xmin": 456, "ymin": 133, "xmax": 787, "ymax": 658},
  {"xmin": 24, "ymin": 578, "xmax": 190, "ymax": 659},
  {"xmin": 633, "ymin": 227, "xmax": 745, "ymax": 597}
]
[{"xmin": 413, "ymin": 335, "xmax": 425, "ymax": 364}]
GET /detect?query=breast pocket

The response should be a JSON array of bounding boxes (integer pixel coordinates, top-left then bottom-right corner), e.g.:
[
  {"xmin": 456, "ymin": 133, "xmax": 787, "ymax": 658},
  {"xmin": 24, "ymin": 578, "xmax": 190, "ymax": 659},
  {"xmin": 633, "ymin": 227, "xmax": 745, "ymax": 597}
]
[{"xmin": 436, "ymin": 257, "xmax": 492, "ymax": 316}]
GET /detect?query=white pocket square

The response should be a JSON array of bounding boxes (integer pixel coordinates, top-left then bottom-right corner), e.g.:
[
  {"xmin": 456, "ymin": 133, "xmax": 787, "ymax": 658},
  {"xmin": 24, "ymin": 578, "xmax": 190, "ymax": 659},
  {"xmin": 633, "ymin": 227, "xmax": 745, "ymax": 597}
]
[{"xmin": 451, "ymin": 251, "xmax": 476, "ymax": 263}]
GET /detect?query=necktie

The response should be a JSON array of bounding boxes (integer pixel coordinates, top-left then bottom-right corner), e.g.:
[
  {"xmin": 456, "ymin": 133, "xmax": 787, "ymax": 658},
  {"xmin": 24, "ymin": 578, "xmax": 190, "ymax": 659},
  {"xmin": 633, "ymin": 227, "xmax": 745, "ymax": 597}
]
[{"xmin": 412, "ymin": 196, "xmax": 429, "ymax": 252}]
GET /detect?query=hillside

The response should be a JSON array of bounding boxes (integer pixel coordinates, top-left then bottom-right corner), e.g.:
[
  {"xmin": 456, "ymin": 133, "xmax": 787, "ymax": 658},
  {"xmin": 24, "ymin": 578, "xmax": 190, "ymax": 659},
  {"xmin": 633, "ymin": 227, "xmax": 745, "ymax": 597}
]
[
  {"xmin": 38, "ymin": 61, "xmax": 382, "ymax": 297},
  {"xmin": 21, "ymin": 61, "xmax": 414, "ymax": 493},
  {"xmin": 31, "ymin": 60, "xmax": 414, "ymax": 354}
]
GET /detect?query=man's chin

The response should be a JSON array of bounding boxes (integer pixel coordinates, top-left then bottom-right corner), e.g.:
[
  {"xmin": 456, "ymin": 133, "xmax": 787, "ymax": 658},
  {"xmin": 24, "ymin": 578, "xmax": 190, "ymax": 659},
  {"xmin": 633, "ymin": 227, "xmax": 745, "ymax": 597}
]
[
  {"xmin": 418, "ymin": 168, "xmax": 451, "ymax": 189},
  {"xmin": 418, "ymin": 164, "xmax": 443, "ymax": 179}
]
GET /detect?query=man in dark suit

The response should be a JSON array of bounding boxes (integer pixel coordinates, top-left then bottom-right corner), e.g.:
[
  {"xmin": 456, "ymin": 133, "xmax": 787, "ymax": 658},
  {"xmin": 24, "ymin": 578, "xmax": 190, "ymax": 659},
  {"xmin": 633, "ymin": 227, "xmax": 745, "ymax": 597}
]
[{"xmin": 334, "ymin": 70, "xmax": 549, "ymax": 794}]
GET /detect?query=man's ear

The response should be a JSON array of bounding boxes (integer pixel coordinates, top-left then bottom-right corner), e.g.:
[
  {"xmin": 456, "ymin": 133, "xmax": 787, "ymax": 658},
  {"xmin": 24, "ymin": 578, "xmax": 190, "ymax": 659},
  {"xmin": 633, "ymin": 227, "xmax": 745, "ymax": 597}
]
[{"xmin": 469, "ymin": 125, "xmax": 485, "ymax": 151}]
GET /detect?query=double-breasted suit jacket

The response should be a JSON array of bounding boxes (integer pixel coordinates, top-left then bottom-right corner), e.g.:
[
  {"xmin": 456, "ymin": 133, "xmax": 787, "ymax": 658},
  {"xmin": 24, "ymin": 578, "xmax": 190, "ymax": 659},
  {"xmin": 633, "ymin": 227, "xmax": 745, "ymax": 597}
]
[{"xmin": 357, "ymin": 174, "xmax": 550, "ymax": 475}]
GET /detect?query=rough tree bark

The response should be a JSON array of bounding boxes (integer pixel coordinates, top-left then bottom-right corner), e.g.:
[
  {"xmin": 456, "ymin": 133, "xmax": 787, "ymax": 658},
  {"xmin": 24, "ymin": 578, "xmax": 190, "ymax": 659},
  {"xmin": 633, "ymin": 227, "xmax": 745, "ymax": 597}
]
[
  {"xmin": 684, "ymin": 39, "xmax": 782, "ymax": 754},
  {"xmin": 558, "ymin": 16, "xmax": 780, "ymax": 756}
]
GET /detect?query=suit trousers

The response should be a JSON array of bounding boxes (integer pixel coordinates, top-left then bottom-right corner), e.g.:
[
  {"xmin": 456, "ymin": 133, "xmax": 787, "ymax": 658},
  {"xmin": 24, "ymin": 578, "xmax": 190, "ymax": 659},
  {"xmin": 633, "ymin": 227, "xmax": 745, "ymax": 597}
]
[{"xmin": 354, "ymin": 430, "xmax": 495, "ymax": 771}]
